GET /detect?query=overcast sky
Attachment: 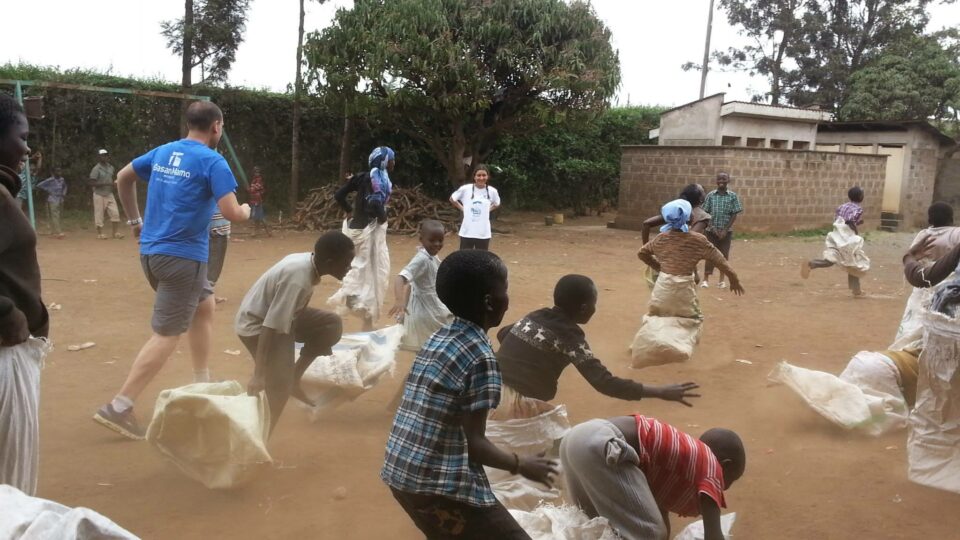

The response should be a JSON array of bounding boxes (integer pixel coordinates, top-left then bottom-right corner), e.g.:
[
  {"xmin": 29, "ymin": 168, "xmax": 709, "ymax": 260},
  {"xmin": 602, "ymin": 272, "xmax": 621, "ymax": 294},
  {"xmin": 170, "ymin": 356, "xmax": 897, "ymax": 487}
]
[{"xmin": 4, "ymin": 0, "xmax": 960, "ymax": 107}]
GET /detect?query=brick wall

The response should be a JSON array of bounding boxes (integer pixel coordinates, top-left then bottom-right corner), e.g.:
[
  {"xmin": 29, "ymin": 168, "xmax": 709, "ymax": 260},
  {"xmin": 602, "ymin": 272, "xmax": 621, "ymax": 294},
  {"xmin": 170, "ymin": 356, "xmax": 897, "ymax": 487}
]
[
  {"xmin": 904, "ymin": 147, "xmax": 940, "ymax": 228},
  {"xmin": 614, "ymin": 146, "xmax": 887, "ymax": 233}
]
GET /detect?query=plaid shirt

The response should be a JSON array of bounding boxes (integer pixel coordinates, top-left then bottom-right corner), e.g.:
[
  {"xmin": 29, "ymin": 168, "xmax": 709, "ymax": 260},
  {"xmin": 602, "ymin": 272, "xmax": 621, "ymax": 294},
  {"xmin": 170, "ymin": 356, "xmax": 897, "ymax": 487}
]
[
  {"xmin": 836, "ymin": 201, "xmax": 864, "ymax": 225},
  {"xmin": 703, "ymin": 190, "xmax": 743, "ymax": 231},
  {"xmin": 381, "ymin": 317, "xmax": 502, "ymax": 507}
]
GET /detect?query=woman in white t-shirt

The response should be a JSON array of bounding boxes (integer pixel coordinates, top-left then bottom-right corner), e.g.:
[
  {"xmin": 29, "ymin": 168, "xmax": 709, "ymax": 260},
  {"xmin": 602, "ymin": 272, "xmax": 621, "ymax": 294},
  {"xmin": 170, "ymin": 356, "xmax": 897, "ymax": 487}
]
[{"xmin": 449, "ymin": 165, "xmax": 501, "ymax": 250}]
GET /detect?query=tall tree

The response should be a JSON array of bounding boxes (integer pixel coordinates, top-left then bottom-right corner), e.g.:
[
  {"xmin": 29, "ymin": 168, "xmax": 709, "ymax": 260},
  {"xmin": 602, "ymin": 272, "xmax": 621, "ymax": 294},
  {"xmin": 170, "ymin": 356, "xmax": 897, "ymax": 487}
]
[
  {"xmin": 162, "ymin": 0, "xmax": 252, "ymax": 85},
  {"xmin": 709, "ymin": 0, "xmax": 813, "ymax": 105},
  {"xmin": 307, "ymin": 0, "xmax": 621, "ymax": 187},
  {"xmin": 840, "ymin": 30, "xmax": 960, "ymax": 122},
  {"xmin": 791, "ymin": 0, "xmax": 932, "ymax": 109},
  {"xmin": 291, "ymin": 0, "xmax": 307, "ymax": 212}
]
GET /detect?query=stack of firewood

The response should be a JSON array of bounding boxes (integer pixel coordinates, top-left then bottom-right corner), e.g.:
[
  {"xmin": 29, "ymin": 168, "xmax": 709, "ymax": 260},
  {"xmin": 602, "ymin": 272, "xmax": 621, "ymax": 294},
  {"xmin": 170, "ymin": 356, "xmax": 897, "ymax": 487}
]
[{"xmin": 290, "ymin": 185, "xmax": 461, "ymax": 235}]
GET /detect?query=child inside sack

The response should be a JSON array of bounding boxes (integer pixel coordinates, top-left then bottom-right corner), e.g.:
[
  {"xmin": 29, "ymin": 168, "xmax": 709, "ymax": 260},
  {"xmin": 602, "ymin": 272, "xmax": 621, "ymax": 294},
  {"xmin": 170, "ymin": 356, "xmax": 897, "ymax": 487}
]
[
  {"xmin": 381, "ymin": 250, "xmax": 557, "ymax": 539},
  {"xmin": 640, "ymin": 184, "xmax": 711, "ymax": 289},
  {"xmin": 561, "ymin": 415, "xmax": 745, "ymax": 540},
  {"xmin": 890, "ymin": 202, "xmax": 960, "ymax": 350},
  {"xmin": 365, "ymin": 146, "xmax": 394, "ymax": 221},
  {"xmin": 493, "ymin": 274, "xmax": 700, "ymax": 419},
  {"xmin": 235, "ymin": 231, "xmax": 355, "ymax": 433},
  {"xmin": 633, "ymin": 200, "xmax": 744, "ymax": 367},
  {"xmin": 389, "ymin": 220, "xmax": 453, "ymax": 352},
  {"xmin": 801, "ymin": 186, "xmax": 870, "ymax": 296}
]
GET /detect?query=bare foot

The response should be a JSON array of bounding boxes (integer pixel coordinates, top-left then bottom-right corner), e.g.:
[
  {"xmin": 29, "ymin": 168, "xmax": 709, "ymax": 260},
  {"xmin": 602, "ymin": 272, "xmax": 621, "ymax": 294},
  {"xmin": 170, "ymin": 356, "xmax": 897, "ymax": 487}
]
[{"xmin": 800, "ymin": 262, "xmax": 811, "ymax": 279}]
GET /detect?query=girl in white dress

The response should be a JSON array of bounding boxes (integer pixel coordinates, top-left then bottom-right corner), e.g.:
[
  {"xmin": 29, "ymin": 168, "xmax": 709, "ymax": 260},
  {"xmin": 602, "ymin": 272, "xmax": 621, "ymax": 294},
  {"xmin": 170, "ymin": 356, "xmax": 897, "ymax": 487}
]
[
  {"xmin": 389, "ymin": 220, "xmax": 453, "ymax": 351},
  {"xmin": 450, "ymin": 165, "xmax": 501, "ymax": 250}
]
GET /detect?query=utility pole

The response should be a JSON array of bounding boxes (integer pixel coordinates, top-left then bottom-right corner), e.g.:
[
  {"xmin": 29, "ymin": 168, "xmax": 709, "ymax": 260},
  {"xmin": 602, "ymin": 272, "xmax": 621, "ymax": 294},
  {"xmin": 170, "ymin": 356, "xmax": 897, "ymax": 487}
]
[{"xmin": 699, "ymin": 0, "xmax": 716, "ymax": 99}]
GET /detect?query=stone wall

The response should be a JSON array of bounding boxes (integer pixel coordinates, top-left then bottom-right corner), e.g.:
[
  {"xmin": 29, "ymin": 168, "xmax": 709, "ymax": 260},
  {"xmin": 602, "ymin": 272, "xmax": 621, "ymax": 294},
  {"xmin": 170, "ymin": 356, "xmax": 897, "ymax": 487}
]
[
  {"xmin": 614, "ymin": 146, "xmax": 887, "ymax": 233},
  {"xmin": 905, "ymin": 147, "xmax": 941, "ymax": 228}
]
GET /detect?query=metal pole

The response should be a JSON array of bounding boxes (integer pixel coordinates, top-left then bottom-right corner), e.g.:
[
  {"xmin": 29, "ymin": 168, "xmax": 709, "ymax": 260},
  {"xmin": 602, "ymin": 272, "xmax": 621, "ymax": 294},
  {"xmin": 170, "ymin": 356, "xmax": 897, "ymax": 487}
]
[
  {"xmin": 220, "ymin": 130, "xmax": 248, "ymax": 189},
  {"xmin": 13, "ymin": 81, "xmax": 36, "ymax": 229},
  {"xmin": 699, "ymin": 0, "xmax": 716, "ymax": 99}
]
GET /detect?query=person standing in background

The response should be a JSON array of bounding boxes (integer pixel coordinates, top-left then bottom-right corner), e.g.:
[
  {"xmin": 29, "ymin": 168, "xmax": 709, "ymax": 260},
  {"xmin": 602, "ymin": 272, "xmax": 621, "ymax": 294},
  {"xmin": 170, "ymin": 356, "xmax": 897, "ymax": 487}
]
[
  {"xmin": 36, "ymin": 167, "xmax": 67, "ymax": 239},
  {"xmin": 450, "ymin": 165, "xmax": 500, "ymax": 250},
  {"xmin": 88, "ymin": 149, "xmax": 123, "ymax": 240},
  {"xmin": 701, "ymin": 172, "xmax": 742, "ymax": 289}
]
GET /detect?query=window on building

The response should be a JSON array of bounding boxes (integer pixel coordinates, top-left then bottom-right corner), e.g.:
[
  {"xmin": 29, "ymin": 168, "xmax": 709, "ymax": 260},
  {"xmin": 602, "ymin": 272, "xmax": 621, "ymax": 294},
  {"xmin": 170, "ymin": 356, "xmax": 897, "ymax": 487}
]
[
  {"xmin": 770, "ymin": 139, "xmax": 788, "ymax": 149},
  {"xmin": 792, "ymin": 141, "xmax": 810, "ymax": 150},
  {"xmin": 721, "ymin": 136, "xmax": 741, "ymax": 147},
  {"xmin": 746, "ymin": 137, "xmax": 765, "ymax": 148}
]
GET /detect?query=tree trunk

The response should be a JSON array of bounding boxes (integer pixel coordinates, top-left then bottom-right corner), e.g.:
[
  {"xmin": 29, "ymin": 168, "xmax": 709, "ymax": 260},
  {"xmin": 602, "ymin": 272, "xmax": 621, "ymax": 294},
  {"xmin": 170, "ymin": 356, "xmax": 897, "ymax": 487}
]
[
  {"xmin": 180, "ymin": 0, "xmax": 194, "ymax": 136},
  {"xmin": 290, "ymin": 0, "xmax": 305, "ymax": 212},
  {"xmin": 338, "ymin": 112, "xmax": 354, "ymax": 183},
  {"xmin": 446, "ymin": 124, "xmax": 468, "ymax": 188}
]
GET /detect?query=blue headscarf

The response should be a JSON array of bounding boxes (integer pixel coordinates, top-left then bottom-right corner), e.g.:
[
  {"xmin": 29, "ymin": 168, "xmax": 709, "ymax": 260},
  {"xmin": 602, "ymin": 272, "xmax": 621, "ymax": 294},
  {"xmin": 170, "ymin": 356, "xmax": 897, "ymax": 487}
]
[
  {"xmin": 660, "ymin": 199, "xmax": 692, "ymax": 233},
  {"xmin": 368, "ymin": 146, "xmax": 395, "ymax": 200}
]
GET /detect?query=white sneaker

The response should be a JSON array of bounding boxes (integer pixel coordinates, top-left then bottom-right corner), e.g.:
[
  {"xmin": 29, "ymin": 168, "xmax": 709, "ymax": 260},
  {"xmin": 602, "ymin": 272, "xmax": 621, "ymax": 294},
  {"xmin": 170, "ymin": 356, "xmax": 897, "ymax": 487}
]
[
  {"xmin": 700, "ymin": 281, "xmax": 710, "ymax": 289},
  {"xmin": 718, "ymin": 282, "xmax": 728, "ymax": 289}
]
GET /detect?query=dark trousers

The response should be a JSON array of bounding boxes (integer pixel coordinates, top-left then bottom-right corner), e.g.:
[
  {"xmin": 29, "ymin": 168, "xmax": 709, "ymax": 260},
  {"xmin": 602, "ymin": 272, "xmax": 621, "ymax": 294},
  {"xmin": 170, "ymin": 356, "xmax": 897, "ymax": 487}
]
[
  {"xmin": 239, "ymin": 308, "xmax": 342, "ymax": 430},
  {"xmin": 459, "ymin": 237, "xmax": 491, "ymax": 251},
  {"xmin": 809, "ymin": 259, "xmax": 862, "ymax": 293},
  {"xmin": 208, "ymin": 234, "xmax": 229, "ymax": 285},
  {"xmin": 704, "ymin": 230, "xmax": 733, "ymax": 277},
  {"xmin": 390, "ymin": 487, "xmax": 530, "ymax": 540}
]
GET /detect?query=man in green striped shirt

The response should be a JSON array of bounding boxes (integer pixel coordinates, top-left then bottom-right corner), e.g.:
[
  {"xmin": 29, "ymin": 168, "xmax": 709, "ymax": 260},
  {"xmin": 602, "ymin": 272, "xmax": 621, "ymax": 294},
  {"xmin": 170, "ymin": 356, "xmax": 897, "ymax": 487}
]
[{"xmin": 701, "ymin": 172, "xmax": 743, "ymax": 289}]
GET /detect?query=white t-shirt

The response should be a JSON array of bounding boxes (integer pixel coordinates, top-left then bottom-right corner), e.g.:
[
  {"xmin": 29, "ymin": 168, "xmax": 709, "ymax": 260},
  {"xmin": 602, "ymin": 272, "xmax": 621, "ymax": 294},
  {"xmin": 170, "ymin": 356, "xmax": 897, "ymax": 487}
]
[
  {"xmin": 235, "ymin": 252, "xmax": 318, "ymax": 336},
  {"xmin": 451, "ymin": 183, "xmax": 500, "ymax": 239}
]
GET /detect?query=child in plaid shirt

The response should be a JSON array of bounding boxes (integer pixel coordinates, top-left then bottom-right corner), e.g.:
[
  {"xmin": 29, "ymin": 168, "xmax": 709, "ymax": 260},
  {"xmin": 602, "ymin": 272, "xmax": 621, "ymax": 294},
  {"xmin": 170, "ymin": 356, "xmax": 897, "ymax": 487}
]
[
  {"xmin": 802, "ymin": 186, "xmax": 868, "ymax": 296},
  {"xmin": 381, "ymin": 249, "xmax": 556, "ymax": 539}
]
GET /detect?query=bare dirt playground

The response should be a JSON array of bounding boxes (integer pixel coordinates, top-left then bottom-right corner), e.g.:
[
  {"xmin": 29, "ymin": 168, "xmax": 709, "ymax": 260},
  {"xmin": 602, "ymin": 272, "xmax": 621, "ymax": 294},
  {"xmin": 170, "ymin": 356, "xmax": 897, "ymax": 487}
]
[{"xmin": 34, "ymin": 214, "xmax": 960, "ymax": 538}]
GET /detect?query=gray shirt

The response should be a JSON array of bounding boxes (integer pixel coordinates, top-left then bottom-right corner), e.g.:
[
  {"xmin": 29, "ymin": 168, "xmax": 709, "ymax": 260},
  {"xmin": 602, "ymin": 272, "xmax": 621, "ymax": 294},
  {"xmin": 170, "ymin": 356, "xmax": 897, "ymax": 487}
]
[
  {"xmin": 89, "ymin": 163, "xmax": 115, "ymax": 196},
  {"xmin": 235, "ymin": 252, "xmax": 318, "ymax": 336}
]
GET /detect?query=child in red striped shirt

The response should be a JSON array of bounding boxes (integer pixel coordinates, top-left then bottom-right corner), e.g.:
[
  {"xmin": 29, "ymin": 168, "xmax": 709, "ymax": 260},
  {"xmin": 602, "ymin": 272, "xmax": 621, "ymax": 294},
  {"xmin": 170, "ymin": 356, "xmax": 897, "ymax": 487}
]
[{"xmin": 561, "ymin": 415, "xmax": 745, "ymax": 540}]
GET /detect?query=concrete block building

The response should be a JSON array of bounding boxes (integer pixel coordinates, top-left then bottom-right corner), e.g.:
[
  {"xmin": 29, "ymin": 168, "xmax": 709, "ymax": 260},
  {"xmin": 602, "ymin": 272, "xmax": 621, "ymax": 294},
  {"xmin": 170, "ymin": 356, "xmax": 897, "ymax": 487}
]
[{"xmin": 615, "ymin": 94, "xmax": 957, "ymax": 232}]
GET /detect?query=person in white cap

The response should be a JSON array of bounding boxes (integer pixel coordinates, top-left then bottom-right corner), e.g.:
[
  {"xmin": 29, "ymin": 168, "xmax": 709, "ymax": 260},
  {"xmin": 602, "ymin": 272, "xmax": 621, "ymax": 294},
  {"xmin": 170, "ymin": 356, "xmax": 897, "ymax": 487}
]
[{"xmin": 88, "ymin": 149, "xmax": 123, "ymax": 239}]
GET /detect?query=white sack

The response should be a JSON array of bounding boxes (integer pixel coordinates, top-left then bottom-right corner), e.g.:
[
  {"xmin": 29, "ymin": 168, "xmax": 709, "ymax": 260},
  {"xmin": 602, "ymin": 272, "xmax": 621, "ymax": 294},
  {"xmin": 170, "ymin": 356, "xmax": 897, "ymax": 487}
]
[
  {"xmin": 0, "ymin": 484, "xmax": 137, "ymax": 540},
  {"xmin": 908, "ymin": 310, "xmax": 960, "ymax": 494},
  {"xmin": 890, "ymin": 272, "xmax": 957, "ymax": 351},
  {"xmin": 822, "ymin": 218, "xmax": 870, "ymax": 276},
  {"xmin": 630, "ymin": 315, "xmax": 702, "ymax": 369},
  {"xmin": 146, "ymin": 381, "xmax": 272, "ymax": 489},
  {"xmin": 298, "ymin": 325, "xmax": 403, "ymax": 419},
  {"xmin": 509, "ymin": 504, "xmax": 618, "ymax": 540},
  {"xmin": 673, "ymin": 512, "xmax": 737, "ymax": 540},
  {"xmin": 0, "ymin": 337, "xmax": 49, "ymax": 495},
  {"xmin": 768, "ymin": 354, "xmax": 908, "ymax": 436},
  {"xmin": 327, "ymin": 220, "xmax": 390, "ymax": 322},
  {"xmin": 486, "ymin": 396, "xmax": 570, "ymax": 511}
]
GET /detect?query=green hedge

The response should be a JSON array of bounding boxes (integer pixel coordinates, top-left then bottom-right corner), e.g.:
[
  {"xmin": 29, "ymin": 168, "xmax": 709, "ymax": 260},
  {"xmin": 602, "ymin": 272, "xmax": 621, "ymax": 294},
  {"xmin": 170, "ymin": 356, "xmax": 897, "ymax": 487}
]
[{"xmin": 3, "ymin": 64, "xmax": 661, "ymax": 213}]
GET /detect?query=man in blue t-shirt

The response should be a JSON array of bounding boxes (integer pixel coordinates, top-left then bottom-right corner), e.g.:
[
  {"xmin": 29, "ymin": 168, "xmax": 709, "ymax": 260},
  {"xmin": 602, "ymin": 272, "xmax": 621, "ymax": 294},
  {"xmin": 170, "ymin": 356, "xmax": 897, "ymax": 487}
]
[{"xmin": 93, "ymin": 101, "xmax": 250, "ymax": 440}]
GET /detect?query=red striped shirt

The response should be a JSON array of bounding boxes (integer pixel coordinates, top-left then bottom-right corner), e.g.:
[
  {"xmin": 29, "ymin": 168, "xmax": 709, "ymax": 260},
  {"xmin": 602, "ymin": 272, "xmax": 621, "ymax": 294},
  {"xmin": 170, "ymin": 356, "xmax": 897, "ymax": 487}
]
[{"xmin": 633, "ymin": 415, "xmax": 726, "ymax": 517}]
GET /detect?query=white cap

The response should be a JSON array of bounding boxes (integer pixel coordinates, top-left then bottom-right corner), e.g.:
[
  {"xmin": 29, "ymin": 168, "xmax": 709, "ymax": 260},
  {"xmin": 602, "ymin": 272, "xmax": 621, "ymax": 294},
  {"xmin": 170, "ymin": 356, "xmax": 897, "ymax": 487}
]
[{"xmin": 98, "ymin": 149, "xmax": 108, "ymax": 155}]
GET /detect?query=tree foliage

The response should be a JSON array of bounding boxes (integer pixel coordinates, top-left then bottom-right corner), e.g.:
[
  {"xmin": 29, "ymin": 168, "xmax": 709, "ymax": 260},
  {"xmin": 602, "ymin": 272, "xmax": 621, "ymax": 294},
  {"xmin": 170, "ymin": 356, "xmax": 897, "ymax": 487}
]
[
  {"xmin": 840, "ymin": 31, "xmax": 960, "ymax": 121},
  {"xmin": 161, "ymin": 0, "xmax": 251, "ymax": 85},
  {"xmin": 714, "ymin": 0, "xmax": 941, "ymax": 111},
  {"xmin": 709, "ymin": 0, "xmax": 812, "ymax": 105},
  {"xmin": 306, "ymin": 0, "xmax": 621, "ymax": 187}
]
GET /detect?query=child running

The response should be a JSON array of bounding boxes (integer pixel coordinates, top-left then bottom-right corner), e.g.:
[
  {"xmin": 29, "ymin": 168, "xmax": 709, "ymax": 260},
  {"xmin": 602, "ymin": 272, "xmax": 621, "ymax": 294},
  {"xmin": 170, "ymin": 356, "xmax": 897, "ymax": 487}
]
[
  {"xmin": 800, "ymin": 186, "xmax": 869, "ymax": 296},
  {"xmin": 494, "ymin": 274, "xmax": 700, "ymax": 415},
  {"xmin": 235, "ymin": 231, "xmax": 355, "ymax": 433},
  {"xmin": 382, "ymin": 250, "xmax": 556, "ymax": 539},
  {"xmin": 388, "ymin": 219, "xmax": 453, "ymax": 351},
  {"xmin": 561, "ymin": 415, "xmax": 745, "ymax": 540}
]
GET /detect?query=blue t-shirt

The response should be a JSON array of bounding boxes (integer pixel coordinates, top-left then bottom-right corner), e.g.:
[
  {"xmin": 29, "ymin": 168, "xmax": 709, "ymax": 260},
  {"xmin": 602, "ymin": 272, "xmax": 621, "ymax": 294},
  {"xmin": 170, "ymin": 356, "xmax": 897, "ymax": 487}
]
[{"xmin": 131, "ymin": 139, "xmax": 237, "ymax": 262}]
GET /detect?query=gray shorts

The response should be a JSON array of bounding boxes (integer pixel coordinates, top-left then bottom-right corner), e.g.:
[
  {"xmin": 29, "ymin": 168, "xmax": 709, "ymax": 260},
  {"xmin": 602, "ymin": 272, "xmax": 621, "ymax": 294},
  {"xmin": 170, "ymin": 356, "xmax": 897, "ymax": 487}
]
[{"xmin": 140, "ymin": 254, "xmax": 213, "ymax": 336}]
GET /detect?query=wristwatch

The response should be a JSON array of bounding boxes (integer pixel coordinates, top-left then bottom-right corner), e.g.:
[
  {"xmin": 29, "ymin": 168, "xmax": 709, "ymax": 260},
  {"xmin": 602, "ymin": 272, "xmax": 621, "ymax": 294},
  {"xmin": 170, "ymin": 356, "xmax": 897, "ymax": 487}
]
[{"xmin": 127, "ymin": 217, "xmax": 143, "ymax": 226}]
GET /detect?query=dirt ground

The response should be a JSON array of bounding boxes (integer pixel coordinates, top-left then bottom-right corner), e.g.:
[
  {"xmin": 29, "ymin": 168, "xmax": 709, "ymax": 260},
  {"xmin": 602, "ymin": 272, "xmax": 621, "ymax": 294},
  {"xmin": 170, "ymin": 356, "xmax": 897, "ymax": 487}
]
[{"xmin": 32, "ymin": 213, "xmax": 960, "ymax": 539}]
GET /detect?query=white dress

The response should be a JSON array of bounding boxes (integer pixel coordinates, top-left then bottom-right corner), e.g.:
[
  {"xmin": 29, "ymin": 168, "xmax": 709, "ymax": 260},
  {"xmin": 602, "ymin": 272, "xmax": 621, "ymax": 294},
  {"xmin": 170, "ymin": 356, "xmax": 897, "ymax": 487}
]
[{"xmin": 399, "ymin": 247, "xmax": 453, "ymax": 351}]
